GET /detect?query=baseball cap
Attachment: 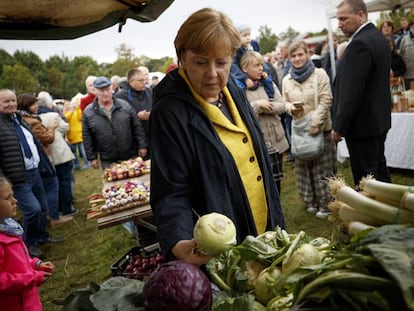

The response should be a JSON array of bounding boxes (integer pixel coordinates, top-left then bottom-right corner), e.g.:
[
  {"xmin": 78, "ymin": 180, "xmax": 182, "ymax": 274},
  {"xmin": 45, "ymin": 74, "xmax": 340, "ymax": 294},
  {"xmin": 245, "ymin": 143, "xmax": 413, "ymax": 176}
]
[{"xmin": 93, "ymin": 76, "xmax": 111, "ymax": 89}]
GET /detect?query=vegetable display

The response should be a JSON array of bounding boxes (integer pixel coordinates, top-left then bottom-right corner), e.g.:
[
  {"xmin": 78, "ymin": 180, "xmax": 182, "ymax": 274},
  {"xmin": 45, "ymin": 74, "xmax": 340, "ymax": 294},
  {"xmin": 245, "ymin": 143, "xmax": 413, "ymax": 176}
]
[
  {"xmin": 142, "ymin": 260, "xmax": 213, "ymax": 311},
  {"xmin": 328, "ymin": 176, "xmax": 414, "ymax": 236},
  {"xmin": 54, "ymin": 224, "xmax": 414, "ymax": 310},
  {"xmin": 103, "ymin": 157, "xmax": 149, "ymax": 182},
  {"xmin": 206, "ymin": 225, "xmax": 413, "ymax": 310}
]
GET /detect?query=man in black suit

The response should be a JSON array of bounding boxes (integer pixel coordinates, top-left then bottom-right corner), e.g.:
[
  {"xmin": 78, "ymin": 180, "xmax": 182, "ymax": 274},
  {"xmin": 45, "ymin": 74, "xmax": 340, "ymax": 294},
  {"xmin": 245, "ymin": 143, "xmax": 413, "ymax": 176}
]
[{"xmin": 331, "ymin": 0, "xmax": 391, "ymax": 186}]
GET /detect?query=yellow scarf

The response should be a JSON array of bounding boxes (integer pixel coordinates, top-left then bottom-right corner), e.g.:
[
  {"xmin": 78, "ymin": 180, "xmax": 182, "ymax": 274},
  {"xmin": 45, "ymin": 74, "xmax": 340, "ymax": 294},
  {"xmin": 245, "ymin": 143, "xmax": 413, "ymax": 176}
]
[{"xmin": 179, "ymin": 68, "xmax": 268, "ymax": 233}]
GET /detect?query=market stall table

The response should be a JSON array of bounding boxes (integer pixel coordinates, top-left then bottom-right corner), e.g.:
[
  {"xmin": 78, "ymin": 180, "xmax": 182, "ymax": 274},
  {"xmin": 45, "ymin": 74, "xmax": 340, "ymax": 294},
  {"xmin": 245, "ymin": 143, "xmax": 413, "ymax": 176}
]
[
  {"xmin": 337, "ymin": 112, "xmax": 414, "ymax": 170},
  {"xmin": 91, "ymin": 171, "xmax": 158, "ymax": 248}
]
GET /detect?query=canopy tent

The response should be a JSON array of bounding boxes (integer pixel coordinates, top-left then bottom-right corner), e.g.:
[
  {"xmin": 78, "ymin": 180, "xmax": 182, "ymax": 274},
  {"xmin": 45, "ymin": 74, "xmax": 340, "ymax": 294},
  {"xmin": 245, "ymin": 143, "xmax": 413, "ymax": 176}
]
[
  {"xmin": 324, "ymin": 0, "xmax": 414, "ymax": 79},
  {"xmin": 0, "ymin": 0, "xmax": 174, "ymax": 40}
]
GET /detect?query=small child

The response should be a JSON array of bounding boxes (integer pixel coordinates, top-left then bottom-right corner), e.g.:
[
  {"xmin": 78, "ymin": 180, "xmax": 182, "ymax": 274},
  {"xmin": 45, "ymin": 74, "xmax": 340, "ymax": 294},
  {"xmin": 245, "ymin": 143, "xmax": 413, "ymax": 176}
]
[
  {"xmin": 231, "ymin": 24, "xmax": 275, "ymax": 99},
  {"xmin": 0, "ymin": 177, "xmax": 55, "ymax": 310}
]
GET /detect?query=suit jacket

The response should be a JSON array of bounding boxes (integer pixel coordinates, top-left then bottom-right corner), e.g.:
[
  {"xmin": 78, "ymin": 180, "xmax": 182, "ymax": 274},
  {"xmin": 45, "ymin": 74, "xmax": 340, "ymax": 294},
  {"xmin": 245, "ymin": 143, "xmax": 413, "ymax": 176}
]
[{"xmin": 332, "ymin": 23, "xmax": 391, "ymax": 138}]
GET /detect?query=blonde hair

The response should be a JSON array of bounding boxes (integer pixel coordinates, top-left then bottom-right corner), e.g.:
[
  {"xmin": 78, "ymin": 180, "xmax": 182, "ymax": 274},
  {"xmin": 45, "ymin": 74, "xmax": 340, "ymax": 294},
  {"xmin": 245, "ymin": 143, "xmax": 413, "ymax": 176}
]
[
  {"xmin": 239, "ymin": 51, "xmax": 264, "ymax": 69},
  {"xmin": 0, "ymin": 177, "xmax": 11, "ymax": 192},
  {"xmin": 288, "ymin": 41, "xmax": 309, "ymax": 57},
  {"xmin": 174, "ymin": 7, "xmax": 241, "ymax": 64}
]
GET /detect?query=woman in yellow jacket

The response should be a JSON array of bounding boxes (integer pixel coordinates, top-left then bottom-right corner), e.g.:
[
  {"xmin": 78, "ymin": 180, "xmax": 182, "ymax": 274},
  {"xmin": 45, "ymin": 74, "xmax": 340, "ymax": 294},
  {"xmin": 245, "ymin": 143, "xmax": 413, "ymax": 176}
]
[{"xmin": 63, "ymin": 93, "xmax": 90, "ymax": 170}]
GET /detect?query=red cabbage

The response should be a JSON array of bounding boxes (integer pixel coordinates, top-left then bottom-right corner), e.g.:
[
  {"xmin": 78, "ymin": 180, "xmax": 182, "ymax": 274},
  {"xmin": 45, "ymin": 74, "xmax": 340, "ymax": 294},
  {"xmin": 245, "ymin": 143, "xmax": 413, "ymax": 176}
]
[{"xmin": 143, "ymin": 260, "xmax": 212, "ymax": 311}]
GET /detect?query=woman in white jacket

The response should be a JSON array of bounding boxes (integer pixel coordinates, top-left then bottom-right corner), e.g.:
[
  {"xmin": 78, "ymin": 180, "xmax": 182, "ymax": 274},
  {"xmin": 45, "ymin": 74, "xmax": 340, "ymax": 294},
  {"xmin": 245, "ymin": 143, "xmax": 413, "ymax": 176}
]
[
  {"xmin": 39, "ymin": 111, "xmax": 77, "ymax": 217},
  {"xmin": 282, "ymin": 41, "xmax": 337, "ymax": 219}
]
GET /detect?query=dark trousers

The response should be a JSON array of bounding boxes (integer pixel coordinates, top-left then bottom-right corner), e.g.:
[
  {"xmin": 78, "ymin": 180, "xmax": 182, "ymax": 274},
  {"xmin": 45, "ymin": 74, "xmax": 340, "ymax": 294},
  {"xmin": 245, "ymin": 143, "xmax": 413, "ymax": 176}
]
[
  {"xmin": 56, "ymin": 161, "xmax": 74, "ymax": 215},
  {"xmin": 13, "ymin": 169, "xmax": 49, "ymax": 246},
  {"xmin": 41, "ymin": 175, "xmax": 60, "ymax": 220},
  {"xmin": 346, "ymin": 133, "xmax": 391, "ymax": 186}
]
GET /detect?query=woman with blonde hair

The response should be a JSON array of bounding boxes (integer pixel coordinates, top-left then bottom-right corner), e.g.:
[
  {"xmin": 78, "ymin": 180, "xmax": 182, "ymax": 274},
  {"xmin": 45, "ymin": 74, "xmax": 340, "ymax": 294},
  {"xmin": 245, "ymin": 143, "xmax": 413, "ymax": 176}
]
[
  {"xmin": 149, "ymin": 8, "xmax": 286, "ymax": 265},
  {"xmin": 239, "ymin": 50, "xmax": 288, "ymax": 194},
  {"xmin": 282, "ymin": 41, "xmax": 337, "ymax": 219}
]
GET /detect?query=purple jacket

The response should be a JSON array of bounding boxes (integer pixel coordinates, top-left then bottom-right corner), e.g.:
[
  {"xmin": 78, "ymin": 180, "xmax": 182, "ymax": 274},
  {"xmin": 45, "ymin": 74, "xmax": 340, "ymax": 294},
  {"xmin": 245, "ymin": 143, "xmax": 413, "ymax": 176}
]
[{"xmin": 0, "ymin": 233, "xmax": 44, "ymax": 311}]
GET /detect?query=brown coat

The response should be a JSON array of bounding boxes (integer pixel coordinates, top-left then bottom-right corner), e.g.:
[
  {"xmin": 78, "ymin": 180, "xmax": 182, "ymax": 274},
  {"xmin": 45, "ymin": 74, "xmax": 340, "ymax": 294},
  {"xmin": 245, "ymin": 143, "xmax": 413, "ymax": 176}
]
[
  {"xmin": 246, "ymin": 84, "xmax": 289, "ymax": 154},
  {"xmin": 20, "ymin": 114, "xmax": 54, "ymax": 155}
]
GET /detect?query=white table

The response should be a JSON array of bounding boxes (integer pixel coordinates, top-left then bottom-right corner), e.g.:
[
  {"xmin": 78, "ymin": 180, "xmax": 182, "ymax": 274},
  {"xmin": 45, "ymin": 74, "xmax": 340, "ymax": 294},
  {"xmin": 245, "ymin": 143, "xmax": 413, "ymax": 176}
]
[{"xmin": 337, "ymin": 113, "xmax": 414, "ymax": 170}]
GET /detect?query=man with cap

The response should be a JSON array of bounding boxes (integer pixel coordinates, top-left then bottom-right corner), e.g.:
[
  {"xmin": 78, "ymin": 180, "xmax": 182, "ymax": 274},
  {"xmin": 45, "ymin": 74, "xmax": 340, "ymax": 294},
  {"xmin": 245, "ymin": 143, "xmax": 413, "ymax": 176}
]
[{"xmin": 82, "ymin": 76, "xmax": 147, "ymax": 170}]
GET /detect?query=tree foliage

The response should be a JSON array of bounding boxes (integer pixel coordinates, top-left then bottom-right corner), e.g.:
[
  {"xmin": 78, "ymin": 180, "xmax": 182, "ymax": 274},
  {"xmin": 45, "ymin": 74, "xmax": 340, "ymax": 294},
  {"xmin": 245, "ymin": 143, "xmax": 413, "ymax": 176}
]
[
  {"xmin": 2, "ymin": 64, "xmax": 39, "ymax": 93},
  {"xmin": 258, "ymin": 25, "xmax": 279, "ymax": 54},
  {"xmin": 0, "ymin": 21, "xmax": 315, "ymax": 98},
  {"xmin": 378, "ymin": 8, "xmax": 414, "ymax": 28}
]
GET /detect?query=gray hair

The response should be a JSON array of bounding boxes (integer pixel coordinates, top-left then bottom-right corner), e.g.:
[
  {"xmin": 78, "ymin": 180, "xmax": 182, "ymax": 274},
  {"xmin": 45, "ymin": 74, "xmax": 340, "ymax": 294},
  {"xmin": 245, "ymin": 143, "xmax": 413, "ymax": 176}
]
[{"xmin": 37, "ymin": 91, "xmax": 53, "ymax": 108}]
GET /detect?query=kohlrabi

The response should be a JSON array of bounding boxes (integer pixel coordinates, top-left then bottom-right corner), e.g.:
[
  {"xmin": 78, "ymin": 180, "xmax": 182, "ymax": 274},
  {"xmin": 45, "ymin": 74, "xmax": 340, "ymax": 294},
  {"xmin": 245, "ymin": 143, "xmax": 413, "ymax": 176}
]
[
  {"xmin": 254, "ymin": 266, "xmax": 282, "ymax": 305},
  {"xmin": 194, "ymin": 212, "xmax": 237, "ymax": 255},
  {"xmin": 282, "ymin": 243, "xmax": 321, "ymax": 275}
]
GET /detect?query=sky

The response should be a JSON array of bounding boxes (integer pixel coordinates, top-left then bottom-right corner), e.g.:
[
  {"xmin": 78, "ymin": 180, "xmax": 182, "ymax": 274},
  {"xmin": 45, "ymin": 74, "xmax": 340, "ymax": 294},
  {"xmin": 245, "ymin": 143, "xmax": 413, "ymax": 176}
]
[{"xmin": 0, "ymin": 0, "xmax": 380, "ymax": 64}]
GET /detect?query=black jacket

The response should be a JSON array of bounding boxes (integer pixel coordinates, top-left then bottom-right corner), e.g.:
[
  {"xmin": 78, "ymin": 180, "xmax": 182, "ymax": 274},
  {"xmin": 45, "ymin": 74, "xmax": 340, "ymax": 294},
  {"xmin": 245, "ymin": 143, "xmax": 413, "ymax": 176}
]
[
  {"xmin": 115, "ymin": 86, "xmax": 152, "ymax": 141},
  {"xmin": 149, "ymin": 69, "xmax": 286, "ymax": 258},
  {"xmin": 82, "ymin": 97, "xmax": 147, "ymax": 162},
  {"xmin": 332, "ymin": 23, "xmax": 391, "ymax": 138},
  {"xmin": 0, "ymin": 113, "xmax": 55, "ymax": 185}
]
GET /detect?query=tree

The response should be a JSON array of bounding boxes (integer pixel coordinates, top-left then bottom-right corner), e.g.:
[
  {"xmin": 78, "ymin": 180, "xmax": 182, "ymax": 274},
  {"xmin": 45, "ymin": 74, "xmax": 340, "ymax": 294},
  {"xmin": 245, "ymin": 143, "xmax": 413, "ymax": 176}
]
[
  {"xmin": 0, "ymin": 49, "xmax": 15, "ymax": 75},
  {"xmin": 379, "ymin": 8, "xmax": 414, "ymax": 29},
  {"xmin": 278, "ymin": 26, "xmax": 300, "ymax": 44},
  {"xmin": 116, "ymin": 43, "xmax": 135, "ymax": 62},
  {"xmin": 258, "ymin": 25, "xmax": 279, "ymax": 54},
  {"xmin": 1, "ymin": 64, "xmax": 38, "ymax": 94},
  {"xmin": 46, "ymin": 66, "xmax": 64, "ymax": 98},
  {"xmin": 13, "ymin": 50, "xmax": 46, "ymax": 89},
  {"xmin": 143, "ymin": 57, "xmax": 170, "ymax": 72}
]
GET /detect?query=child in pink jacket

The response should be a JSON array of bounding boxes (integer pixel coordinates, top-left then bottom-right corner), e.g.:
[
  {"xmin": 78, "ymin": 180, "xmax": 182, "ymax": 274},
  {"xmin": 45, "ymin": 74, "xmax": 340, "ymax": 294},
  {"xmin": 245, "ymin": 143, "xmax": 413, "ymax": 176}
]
[{"xmin": 0, "ymin": 177, "xmax": 55, "ymax": 310}]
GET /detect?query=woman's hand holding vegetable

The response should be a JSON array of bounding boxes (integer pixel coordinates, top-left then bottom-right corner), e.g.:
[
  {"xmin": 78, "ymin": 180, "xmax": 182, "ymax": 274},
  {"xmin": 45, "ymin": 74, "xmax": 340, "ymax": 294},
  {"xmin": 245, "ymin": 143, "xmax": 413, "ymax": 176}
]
[{"xmin": 171, "ymin": 239, "xmax": 212, "ymax": 266}]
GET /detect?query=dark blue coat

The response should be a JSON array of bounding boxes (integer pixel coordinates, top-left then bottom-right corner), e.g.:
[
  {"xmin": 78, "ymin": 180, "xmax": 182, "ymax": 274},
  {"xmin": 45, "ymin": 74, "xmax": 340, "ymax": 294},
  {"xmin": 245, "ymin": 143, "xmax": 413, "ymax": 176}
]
[{"xmin": 149, "ymin": 69, "xmax": 286, "ymax": 258}]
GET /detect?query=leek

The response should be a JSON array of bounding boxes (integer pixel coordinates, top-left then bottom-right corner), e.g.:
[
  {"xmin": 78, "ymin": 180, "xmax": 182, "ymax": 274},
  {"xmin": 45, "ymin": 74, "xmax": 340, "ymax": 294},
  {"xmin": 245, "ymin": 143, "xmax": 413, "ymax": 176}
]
[
  {"xmin": 401, "ymin": 192, "xmax": 414, "ymax": 211},
  {"xmin": 329, "ymin": 178, "xmax": 414, "ymax": 225},
  {"xmin": 329, "ymin": 200, "xmax": 386, "ymax": 227},
  {"xmin": 346, "ymin": 221, "xmax": 375, "ymax": 236},
  {"xmin": 359, "ymin": 175, "xmax": 414, "ymax": 208}
]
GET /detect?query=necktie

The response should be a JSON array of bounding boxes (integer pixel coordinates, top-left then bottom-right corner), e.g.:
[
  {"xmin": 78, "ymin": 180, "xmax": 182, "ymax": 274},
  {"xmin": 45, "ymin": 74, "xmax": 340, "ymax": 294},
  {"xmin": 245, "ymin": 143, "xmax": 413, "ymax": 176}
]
[{"xmin": 12, "ymin": 116, "xmax": 33, "ymax": 159}]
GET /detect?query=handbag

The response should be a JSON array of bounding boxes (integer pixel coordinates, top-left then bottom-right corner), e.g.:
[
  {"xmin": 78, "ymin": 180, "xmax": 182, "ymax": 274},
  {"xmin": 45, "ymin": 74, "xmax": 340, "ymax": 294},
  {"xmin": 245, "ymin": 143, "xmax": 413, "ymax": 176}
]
[
  {"xmin": 290, "ymin": 75, "xmax": 324, "ymax": 160},
  {"xmin": 291, "ymin": 112, "xmax": 324, "ymax": 160}
]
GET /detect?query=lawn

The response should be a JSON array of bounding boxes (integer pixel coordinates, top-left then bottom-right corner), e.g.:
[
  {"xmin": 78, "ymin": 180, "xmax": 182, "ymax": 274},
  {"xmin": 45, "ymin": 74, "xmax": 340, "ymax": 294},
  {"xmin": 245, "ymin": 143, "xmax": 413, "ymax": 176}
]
[{"xmin": 38, "ymin": 160, "xmax": 413, "ymax": 310}]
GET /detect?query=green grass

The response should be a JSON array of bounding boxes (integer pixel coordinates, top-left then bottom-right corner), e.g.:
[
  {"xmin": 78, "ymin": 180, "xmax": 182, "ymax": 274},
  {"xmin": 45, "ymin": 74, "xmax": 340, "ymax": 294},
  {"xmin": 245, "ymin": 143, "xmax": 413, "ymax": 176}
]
[{"xmin": 39, "ymin": 161, "xmax": 413, "ymax": 310}]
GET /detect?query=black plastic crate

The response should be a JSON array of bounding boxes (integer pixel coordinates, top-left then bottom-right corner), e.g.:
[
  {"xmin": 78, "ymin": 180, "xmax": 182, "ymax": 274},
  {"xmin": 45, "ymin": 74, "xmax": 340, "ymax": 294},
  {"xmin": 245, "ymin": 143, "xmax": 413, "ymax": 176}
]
[{"xmin": 111, "ymin": 246, "xmax": 163, "ymax": 280}]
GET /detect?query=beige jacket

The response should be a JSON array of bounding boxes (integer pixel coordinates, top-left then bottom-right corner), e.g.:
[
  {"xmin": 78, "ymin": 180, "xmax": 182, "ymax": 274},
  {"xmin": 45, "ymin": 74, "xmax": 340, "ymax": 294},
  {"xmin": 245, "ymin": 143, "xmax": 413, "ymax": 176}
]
[
  {"xmin": 282, "ymin": 68, "xmax": 333, "ymax": 132},
  {"xmin": 39, "ymin": 112, "xmax": 75, "ymax": 165},
  {"xmin": 246, "ymin": 84, "xmax": 289, "ymax": 154}
]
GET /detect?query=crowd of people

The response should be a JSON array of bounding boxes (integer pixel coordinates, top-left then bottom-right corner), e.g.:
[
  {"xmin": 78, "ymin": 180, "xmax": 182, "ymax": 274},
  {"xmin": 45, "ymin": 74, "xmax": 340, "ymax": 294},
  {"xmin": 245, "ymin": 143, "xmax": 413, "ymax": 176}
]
[{"xmin": 0, "ymin": 0, "xmax": 409, "ymax": 308}]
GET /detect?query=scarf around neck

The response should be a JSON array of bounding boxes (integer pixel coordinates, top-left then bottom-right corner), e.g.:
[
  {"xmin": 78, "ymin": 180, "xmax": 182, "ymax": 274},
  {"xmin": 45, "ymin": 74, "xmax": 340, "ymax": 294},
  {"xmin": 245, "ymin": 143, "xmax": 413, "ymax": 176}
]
[
  {"xmin": 0, "ymin": 218, "xmax": 24, "ymax": 237},
  {"xmin": 290, "ymin": 59, "xmax": 315, "ymax": 83}
]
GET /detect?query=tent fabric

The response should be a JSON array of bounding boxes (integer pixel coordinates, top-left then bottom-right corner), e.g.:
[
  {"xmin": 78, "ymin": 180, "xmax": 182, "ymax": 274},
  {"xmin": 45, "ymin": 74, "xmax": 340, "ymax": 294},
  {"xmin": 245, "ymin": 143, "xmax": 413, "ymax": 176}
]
[{"xmin": 0, "ymin": 0, "xmax": 174, "ymax": 40}]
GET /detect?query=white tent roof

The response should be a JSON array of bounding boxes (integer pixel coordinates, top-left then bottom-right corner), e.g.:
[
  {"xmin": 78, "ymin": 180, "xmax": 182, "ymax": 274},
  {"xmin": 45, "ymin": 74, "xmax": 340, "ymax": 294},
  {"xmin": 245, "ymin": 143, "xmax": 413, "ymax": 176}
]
[{"xmin": 326, "ymin": 0, "xmax": 414, "ymax": 19}]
